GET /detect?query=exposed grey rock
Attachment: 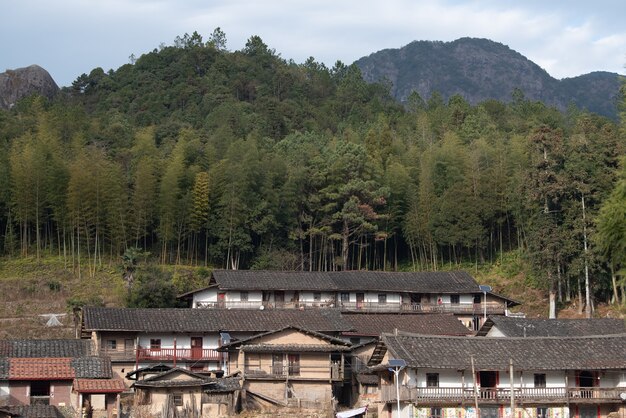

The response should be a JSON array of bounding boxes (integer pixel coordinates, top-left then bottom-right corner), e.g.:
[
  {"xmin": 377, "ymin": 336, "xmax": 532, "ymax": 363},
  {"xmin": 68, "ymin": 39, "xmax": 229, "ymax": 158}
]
[{"xmin": 0, "ymin": 64, "xmax": 59, "ymax": 109}]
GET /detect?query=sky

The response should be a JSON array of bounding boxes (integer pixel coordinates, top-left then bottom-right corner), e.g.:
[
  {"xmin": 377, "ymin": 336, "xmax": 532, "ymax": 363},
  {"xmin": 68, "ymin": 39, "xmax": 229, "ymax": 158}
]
[{"xmin": 1, "ymin": 0, "xmax": 625, "ymax": 87}]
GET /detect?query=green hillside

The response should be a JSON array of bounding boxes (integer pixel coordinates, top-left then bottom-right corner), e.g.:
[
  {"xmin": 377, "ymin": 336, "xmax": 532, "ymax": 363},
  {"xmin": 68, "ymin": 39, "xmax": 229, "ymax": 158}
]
[{"xmin": 0, "ymin": 30, "xmax": 624, "ymax": 325}]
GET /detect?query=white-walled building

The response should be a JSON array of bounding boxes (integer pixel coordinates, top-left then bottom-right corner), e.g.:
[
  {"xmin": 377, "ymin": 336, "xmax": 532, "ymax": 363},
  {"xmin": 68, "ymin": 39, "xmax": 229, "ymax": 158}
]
[
  {"xmin": 368, "ymin": 332, "xmax": 626, "ymax": 418},
  {"xmin": 179, "ymin": 270, "xmax": 518, "ymax": 329}
]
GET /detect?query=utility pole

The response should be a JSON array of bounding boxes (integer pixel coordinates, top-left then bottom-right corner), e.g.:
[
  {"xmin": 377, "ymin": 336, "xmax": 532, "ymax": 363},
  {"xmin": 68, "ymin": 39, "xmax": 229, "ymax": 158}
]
[
  {"xmin": 471, "ymin": 355, "xmax": 479, "ymax": 418},
  {"xmin": 510, "ymin": 359, "xmax": 515, "ymax": 418}
]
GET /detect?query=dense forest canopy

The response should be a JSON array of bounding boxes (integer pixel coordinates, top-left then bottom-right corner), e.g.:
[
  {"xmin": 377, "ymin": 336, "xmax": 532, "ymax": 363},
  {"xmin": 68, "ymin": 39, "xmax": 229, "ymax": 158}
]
[{"xmin": 0, "ymin": 30, "xmax": 624, "ymax": 315}]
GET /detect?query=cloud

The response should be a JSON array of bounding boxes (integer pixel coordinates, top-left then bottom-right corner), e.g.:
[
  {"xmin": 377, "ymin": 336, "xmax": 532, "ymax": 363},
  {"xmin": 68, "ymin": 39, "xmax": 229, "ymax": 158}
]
[{"xmin": 1, "ymin": 0, "xmax": 624, "ymax": 87}]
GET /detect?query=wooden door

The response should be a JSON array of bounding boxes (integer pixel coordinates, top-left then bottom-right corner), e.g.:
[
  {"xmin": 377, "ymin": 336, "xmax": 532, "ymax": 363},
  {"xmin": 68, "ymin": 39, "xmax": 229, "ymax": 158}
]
[
  {"xmin": 275, "ymin": 291, "xmax": 285, "ymax": 308},
  {"xmin": 191, "ymin": 337, "xmax": 203, "ymax": 359},
  {"xmin": 356, "ymin": 293, "xmax": 365, "ymax": 309}
]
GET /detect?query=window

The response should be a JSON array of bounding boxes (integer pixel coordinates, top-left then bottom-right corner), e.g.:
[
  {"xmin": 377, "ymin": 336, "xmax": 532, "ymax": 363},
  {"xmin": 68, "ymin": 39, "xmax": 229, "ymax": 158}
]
[
  {"xmin": 534, "ymin": 373, "xmax": 546, "ymax": 388},
  {"xmin": 240, "ymin": 291, "xmax": 248, "ymax": 302},
  {"xmin": 378, "ymin": 294, "xmax": 387, "ymax": 304},
  {"xmin": 106, "ymin": 339, "xmax": 117, "ymax": 350},
  {"xmin": 150, "ymin": 339, "xmax": 161, "ymax": 350},
  {"xmin": 430, "ymin": 407, "xmax": 442, "ymax": 418},
  {"xmin": 537, "ymin": 408, "xmax": 548, "ymax": 418},
  {"xmin": 340, "ymin": 292, "xmax": 350, "ymax": 303},
  {"xmin": 245, "ymin": 354, "xmax": 261, "ymax": 372},
  {"xmin": 313, "ymin": 292, "xmax": 321, "ymax": 302},
  {"xmin": 426, "ymin": 373, "xmax": 439, "ymax": 387},
  {"xmin": 125, "ymin": 339, "xmax": 134, "ymax": 351},
  {"xmin": 173, "ymin": 393, "xmax": 183, "ymax": 406},
  {"xmin": 450, "ymin": 294, "xmax": 460, "ymax": 304},
  {"xmin": 288, "ymin": 354, "xmax": 300, "ymax": 376}
]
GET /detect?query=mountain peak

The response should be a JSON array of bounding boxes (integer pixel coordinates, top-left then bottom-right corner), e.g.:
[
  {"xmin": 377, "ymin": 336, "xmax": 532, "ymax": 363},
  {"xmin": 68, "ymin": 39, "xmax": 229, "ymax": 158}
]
[{"xmin": 355, "ymin": 38, "xmax": 621, "ymax": 119}]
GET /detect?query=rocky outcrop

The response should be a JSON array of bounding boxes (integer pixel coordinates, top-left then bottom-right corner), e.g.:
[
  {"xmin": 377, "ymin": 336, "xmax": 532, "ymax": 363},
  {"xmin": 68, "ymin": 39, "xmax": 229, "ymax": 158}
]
[{"xmin": 0, "ymin": 65, "xmax": 59, "ymax": 109}]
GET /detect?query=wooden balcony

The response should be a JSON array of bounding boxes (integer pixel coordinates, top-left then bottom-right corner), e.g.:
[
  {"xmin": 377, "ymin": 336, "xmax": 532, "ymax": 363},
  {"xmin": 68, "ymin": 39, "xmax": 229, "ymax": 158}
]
[
  {"xmin": 195, "ymin": 300, "xmax": 505, "ymax": 315},
  {"xmin": 136, "ymin": 347, "xmax": 222, "ymax": 362},
  {"xmin": 101, "ymin": 347, "xmax": 222, "ymax": 362},
  {"xmin": 243, "ymin": 363, "xmax": 344, "ymax": 381},
  {"xmin": 381, "ymin": 386, "xmax": 624, "ymax": 405}
]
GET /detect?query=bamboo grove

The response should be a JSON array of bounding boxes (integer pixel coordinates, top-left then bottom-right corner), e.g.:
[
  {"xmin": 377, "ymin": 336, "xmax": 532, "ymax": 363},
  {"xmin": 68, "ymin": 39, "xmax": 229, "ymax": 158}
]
[{"xmin": 0, "ymin": 30, "xmax": 624, "ymax": 311}]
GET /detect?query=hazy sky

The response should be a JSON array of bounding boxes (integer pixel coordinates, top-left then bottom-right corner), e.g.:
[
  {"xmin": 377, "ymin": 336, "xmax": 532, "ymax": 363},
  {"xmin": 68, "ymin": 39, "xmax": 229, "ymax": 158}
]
[{"xmin": 2, "ymin": 0, "xmax": 625, "ymax": 87}]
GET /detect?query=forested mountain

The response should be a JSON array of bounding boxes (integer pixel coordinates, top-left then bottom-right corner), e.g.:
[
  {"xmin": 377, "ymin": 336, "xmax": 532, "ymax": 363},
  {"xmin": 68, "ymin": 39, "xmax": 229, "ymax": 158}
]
[
  {"xmin": 355, "ymin": 38, "xmax": 623, "ymax": 119},
  {"xmin": 0, "ymin": 30, "xmax": 624, "ymax": 316}
]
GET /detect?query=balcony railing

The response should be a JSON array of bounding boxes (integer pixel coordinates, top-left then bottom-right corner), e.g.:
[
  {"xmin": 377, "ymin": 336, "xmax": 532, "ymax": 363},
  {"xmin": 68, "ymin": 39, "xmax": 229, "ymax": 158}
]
[
  {"xmin": 101, "ymin": 347, "xmax": 223, "ymax": 363},
  {"xmin": 136, "ymin": 347, "xmax": 221, "ymax": 362},
  {"xmin": 243, "ymin": 363, "xmax": 344, "ymax": 381},
  {"xmin": 381, "ymin": 386, "xmax": 624, "ymax": 404},
  {"xmin": 195, "ymin": 300, "xmax": 505, "ymax": 314}
]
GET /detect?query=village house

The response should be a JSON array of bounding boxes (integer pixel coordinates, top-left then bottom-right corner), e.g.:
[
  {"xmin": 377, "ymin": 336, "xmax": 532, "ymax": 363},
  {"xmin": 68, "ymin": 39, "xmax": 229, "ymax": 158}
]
[
  {"xmin": 368, "ymin": 332, "xmax": 626, "ymax": 418},
  {"xmin": 476, "ymin": 316, "xmax": 626, "ymax": 337},
  {"xmin": 179, "ymin": 270, "xmax": 518, "ymax": 330},
  {"xmin": 0, "ymin": 340, "xmax": 124, "ymax": 418},
  {"xmin": 217, "ymin": 326, "xmax": 352, "ymax": 411},
  {"xmin": 131, "ymin": 367, "xmax": 240, "ymax": 417},
  {"xmin": 80, "ymin": 306, "xmax": 353, "ymax": 386}
]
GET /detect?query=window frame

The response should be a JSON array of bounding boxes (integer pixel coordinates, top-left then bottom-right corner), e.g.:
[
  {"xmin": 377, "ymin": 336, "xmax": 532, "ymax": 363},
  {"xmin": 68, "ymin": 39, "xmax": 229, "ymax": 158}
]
[
  {"xmin": 534, "ymin": 373, "xmax": 547, "ymax": 388},
  {"xmin": 426, "ymin": 373, "xmax": 439, "ymax": 387},
  {"xmin": 172, "ymin": 393, "xmax": 183, "ymax": 407},
  {"xmin": 378, "ymin": 294, "xmax": 387, "ymax": 304},
  {"xmin": 149, "ymin": 338, "xmax": 161, "ymax": 351}
]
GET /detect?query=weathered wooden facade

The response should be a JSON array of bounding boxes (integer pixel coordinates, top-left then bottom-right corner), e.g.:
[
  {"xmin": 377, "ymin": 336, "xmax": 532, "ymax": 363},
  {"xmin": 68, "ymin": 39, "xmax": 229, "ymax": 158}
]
[
  {"xmin": 132, "ymin": 368, "xmax": 240, "ymax": 416},
  {"xmin": 219, "ymin": 326, "xmax": 352, "ymax": 410}
]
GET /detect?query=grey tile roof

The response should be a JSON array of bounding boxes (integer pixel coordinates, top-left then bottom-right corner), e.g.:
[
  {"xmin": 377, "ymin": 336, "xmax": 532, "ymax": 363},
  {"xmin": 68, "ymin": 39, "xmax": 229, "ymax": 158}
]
[
  {"xmin": 82, "ymin": 307, "xmax": 353, "ymax": 333},
  {"xmin": 0, "ymin": 406, "xmax": 64, "ymax": 418},
  {"xmin": 0, "ymin": 340, "xmax": 93, "ymax": 358},
  {"xmin": 219, "ymin": 326, "xmax": 352, "ymax": 351},
  {"xmin": 241, "ymin": 344, "xmax": 352, "ymax": 353},
  {"xmin": 342, "ymin": 314, "xmax": 472, "ymax": 336},
  {"xmin": 479, "ymin": 316, "xmax": 626, "ymax": 337},
  {"xmin": 0, "ymin": 357, "xmax": 8, "ymax": 379},
  {"xmin": 71, "ymin": 356, "xmax": 112, "ymax": 378},
  {"xmin": 378, "ymin": 333, "xmax": 626, "ymax": 371},
  {"xmin": 211, "ymin": 270, "xmax": 482, "ymax": 293},
  {"xmin": 132, "ymin": 368, "xmax": 240, "ymax": 392}
]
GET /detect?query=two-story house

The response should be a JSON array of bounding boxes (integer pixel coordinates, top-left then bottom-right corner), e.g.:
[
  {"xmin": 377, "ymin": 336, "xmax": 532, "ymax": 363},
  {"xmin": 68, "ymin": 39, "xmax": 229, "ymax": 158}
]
[
  {"xmin": 179, "ymin": 270, "xmax": 518, "ymax": 329},
  {"xmin": 218, "ymin": 326, "xmax": 352, "ymax": 410},
  {"xmin": 368, "ymin": 332, "xmax": 626, "ymax": 418},
  {"xmin": 80, "ymin": 306, "xmax": 353, "ymax": 385}
]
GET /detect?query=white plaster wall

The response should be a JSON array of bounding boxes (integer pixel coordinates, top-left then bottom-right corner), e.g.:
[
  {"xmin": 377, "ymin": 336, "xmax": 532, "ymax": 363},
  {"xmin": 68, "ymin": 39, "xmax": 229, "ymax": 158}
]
[
  {"xmin": 192, "ymin": 289, "xmax": 217, "ymax": 305},
  {"xmin": 485, "ymin": 327, "xmax": 506, "ymax": 337},
  {"xmin": 363, "ymin": 292, "xmax": 401, "ymax": 304},
  {"xmin": 616, "ymin": 371, "xmax": 626, "ymax": 387},
  {"xmin": 413, "ymin": 369, "xmax": 466, "ymax": 388},
  {"xmin": 138, "ymin": 334, "xmax": 219, "ymax": 349},
  {"xmin": 299, "ymin": 292, "xmax": 336, "ymax": 303}
]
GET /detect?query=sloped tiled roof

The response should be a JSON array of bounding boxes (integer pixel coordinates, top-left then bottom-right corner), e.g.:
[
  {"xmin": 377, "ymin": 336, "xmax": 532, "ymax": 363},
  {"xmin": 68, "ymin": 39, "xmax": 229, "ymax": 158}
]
[
  {"xmin": 377, "ymin": 333, "xmax": 626, "ymax": 371},
  {"xmin": 0, "ymin": 406, "xmax": 64, "ymax": 418},
  {"xmin": 342, "ymin": 313, "xmax": 472, "ymax": 336},
  {"xmin": 219, "ymin": 326, "xmax": 351, "ymax": 351},
  {"xmin": 73, "ymin": 378, "xmax": 126, "ymax": 393},
  {"xmin": 478, "ymin": 316, "xmax": 626, "ymax": 337},
  {"xmin": 212, "ymin": 270, "xmax": 336, "ymax": 291},
  {"xmin": 8, "ymin": 358, "xmax": 74, "ymax": 380},
  {"xmin": 211, "ymin": 270, "xmax": 481, "ymax": 293},
  {"xmin": 0, "ymin": 340, "xmax": 92, "ymax": 358},
  {"xmin": 82, "ymin": 307, "xmax": 352, "ymax": 333},
  {"xmin": 241, "ymin": 344, "xmax": 351, "ymax": 352},
  {"xmin": 71, "ymin": 356, "xmax": 112, "ymax": 378},
  {"xmin": 2, "ymin": 356, "xmax": 111, "ymax": 380},
  {"xmin": 132, "ymin": 368, "xmax": 240, "ymax": 391}
]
